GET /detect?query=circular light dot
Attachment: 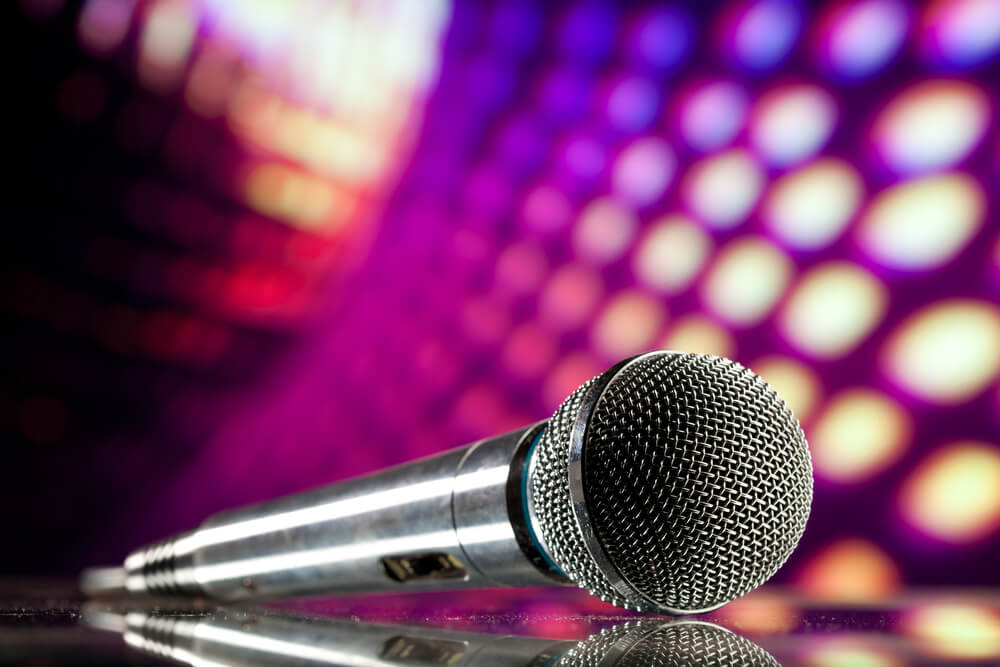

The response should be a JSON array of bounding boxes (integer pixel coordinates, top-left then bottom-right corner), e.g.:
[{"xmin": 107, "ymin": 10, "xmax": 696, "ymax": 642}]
[
  {"xmin": 873, "ymin": 80, "xmax": 991, "ymax": 174},
  {"xmin": 805, "ymin": 639, "xmax": 905, "ymax": 667},
  {"xmin": 858, "ymin": 173, "xmax": 985, "ymax": 271},
  {"xmin": 780, "ymin": 262, "xmax": 888, "ymax": 359},
  {"xmin": 592, "ymin": 290, "xmax": 666, "ymax": 359},
  {"xmin": 750, "ymin": 84, "xmax": 838, "ymax": 167},
  {"xmin": 919, "ymin": 0, "xmax": 1000, "ymax": 69},
  {"xmin": 605, "ymin": 75, "xmax": 661, "ymax": 133},
  {"xmin": 662, "ymin": 314, "xmax": 735, "ymax": 359},
  {"xmin": 543, "ymin": 353, "xmax": 603, "ymax": 411},
  {"xmin": 632, "ymin": 215, "xmax": 712, "ymax": 293},
  {"xmin": 612, "ymin": 137, "xmax": 675, "ymax": 206},
  {"xmin": 884, "ymin": 299, "xmax": 1000, "ymax": 403},
  {"xmin": 764, "ymin": 158, "xmax": 864, "ymax": 250},
  {"xmin": 750, "ymin": 355, "xmax": 821, "ymax": 421},
  {"xmin": 905, "ymin": 604, "xmax": 1000, "ymax": 660},
  {"xmin": 521, "ymin": 184, "xmax": 572, "ymax": 233},
  {"xmin": 495, "ymin": 242, "xmax": 547, "ymax": 295},
  {"xmin": 678, "ymin": 80, "xmax": 749, "ymax": 152},
  {"xmin": 702, "ymin": 237, "xmax": 793, "ymax": 327},
  {"xmin": 810, "ymin": 389, "xmax": 911, "ymax": 483},
  {"xmin": 539, "ymin": 264, "xmax": 604, "ymax": 331},
  {"xmin": 573, "ymin": 197, "xmax": 638, "ymax": 264},
  {"xmin": 626, "ymin": 6, "xmax": 693, "ymax": 71},
  {"xmin": 461, "ymin": 295, "xmax": 510, "ymax": 345},
  {"xmin": 900, "ymin": 442, "xmax": 1000, "ymax": 542},
  {"xmin": 796, "ymin": 538, "xmax": 902, "ymax": 601},
  {"xmin": 560, "ymin": 134, "xmax": 606, "ymax": 181},
  {"xmin": 725, "ymin": 0, "xmax": 803, "ymax": 71},
  {"xmin": 501, "ymin": 322, "xmax": 556, "ymax": 379},
  {"xmin": 684, "ymin": 149, "xmax": 765, "ymax": 228},
  {"xmin": 817, "ymin": 0, "xmax": 909, "ymax": 80}
]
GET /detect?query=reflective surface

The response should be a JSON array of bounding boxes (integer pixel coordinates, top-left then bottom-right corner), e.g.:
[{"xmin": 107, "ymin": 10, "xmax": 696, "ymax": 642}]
[{"xmin": 3, "ymin": 582, "xmax": 999, "ymax": 666}]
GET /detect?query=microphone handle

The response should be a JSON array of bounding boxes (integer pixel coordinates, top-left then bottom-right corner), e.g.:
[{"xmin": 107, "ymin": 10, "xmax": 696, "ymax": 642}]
[{"xmin": 120, "ymin": 422, "xmax": 566, "ymax": 599}]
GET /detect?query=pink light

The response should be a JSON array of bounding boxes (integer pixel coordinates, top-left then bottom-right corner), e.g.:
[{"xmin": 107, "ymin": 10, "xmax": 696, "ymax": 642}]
[
  {"xmin": 813, "ymin": 0, "xmax": 909, "ymax": 79},
  {"xmin": 677, "ymin": 80, "xmax": 749, "ymax": 152},
  {"xmin": 611, "ymin": 137, "xmax": 675, "ymax": 206},
  {"xmin": 919, "ymin": 0, "xmax": 1000, "ymax": 69}
]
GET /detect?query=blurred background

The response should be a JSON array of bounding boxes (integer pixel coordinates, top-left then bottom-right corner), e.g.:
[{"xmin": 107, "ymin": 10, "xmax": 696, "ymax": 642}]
[{"xmin": 3, "ymin": 0, "xmax": 999, "ymax": 611}]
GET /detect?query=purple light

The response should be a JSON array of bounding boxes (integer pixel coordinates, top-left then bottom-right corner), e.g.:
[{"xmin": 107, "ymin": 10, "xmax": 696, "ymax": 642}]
[
  {"xmin": 625, "ymin": 5, "xmax": 693, "ymax": 72},
  {"xmin": 677, "ymin": 79, "xmax": 749, "ymax": 152},
  {"xmin": 603, "ymin": 74, "xmax": 662, "ymax": 133},
  {"xmin": 920, "ymin": 0, "xmax": 1000, "ymax": 70},
  {"xmin": 814, "ymin": 0, "xmax": 909, "ymax": 80},
  {"xmin": 723, "ymin": 0, "xmax": 804, "ymax": 72}
]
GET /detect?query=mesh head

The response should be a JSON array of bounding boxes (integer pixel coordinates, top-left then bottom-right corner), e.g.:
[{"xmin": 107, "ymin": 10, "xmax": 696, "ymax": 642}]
[
  {"xmin": 561, "ymin": 621, "xmax": 779, "ymax": 667},
  {"xmin": 529, "ymin": 352, "xmax": 813, "ymax": 613}
]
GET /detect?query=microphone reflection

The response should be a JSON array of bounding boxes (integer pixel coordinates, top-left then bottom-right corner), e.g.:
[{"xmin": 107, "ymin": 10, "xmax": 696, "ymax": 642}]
[{"xmin": 84, "ymin": 603, "xmax": 778, "ymax": 666}]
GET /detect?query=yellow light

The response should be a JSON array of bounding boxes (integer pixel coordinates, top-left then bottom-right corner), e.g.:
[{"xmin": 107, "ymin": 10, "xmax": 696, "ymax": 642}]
[
  {"xmin": 684, "ymin": 149, "xmax": 765, "ymax": 229},
  {"xmin": 780, "ymin": 262, "xmax": 888, "ymax": 359},
  {"xmin": 804, "ymin": 640, "xmax": 904, "ymax": 667},
  {"xmin": 749, "ymin": 355, "xmax": 821, "ymax": 421},
  {"xmin": 244, "ymin": 163, "xmax": 352, "ymax": 233},
  {"xmin": 538, "ymin": 264, "xmax": 604, "ymax": 331},
  {"xmin": 138, "ymin": 0, "xmax": 197, "ymax": 94},
  {"xmin": 873, "ymin": 80, "xmax": 990, "ymax": 173},
  {"xmin": 713, "ymin": 591, "xmax": 799, "ymax": 635},
  {"xmin": 573, "ymin": 197, "xmax": 638, "ymax": 264},
  {"xmin": 632, "ymin": 215, "xmax": 712, "ymax": 293},
  {"xmin": 905, "ymin": 604, "xmax": 1000, "ymax": 660},
  {"xmin": 702, "ymin": 237, "xmax": 794, "ymax": 327},
  {"xmin": 592, "ymin": 290, "xmax": 666, "ymax": 360},
  {"xmin": 661, "ymin": 314, "xmax": 735, "ymax": 359},
  {"xmin": 764, "ymin": 158, "xmax": 864, "ymax": 250},
  {"xmin": 796, "ymin": 538, "xmax": 902, "ymax": 602},
  {"xmin": 810, "ymin": 389, "xmax": 911, "ymax": 483},
  {"xmin": 900, "ymin": 442, "xmax": 1000, "ymax": 542},
  {"xmin": 857, "ymin": 173, "xmax": 985, "ymax": 271},
  {"xmin": 883, "ymin": 299, "xmax": 1000, "ymax": 403}
]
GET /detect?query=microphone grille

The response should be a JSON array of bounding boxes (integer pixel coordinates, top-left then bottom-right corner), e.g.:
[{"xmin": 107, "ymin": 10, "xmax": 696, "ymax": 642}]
[
  {"xmin": 531, "ymin": 352, "xmax": 813, "ymax": 613},
  {"xmin": 562, "ymin": 621, "xmax": 779, "ymax": 667}
]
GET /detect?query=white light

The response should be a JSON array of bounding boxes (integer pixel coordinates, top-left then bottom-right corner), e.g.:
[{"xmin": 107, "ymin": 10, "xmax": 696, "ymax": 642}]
[
  {"xmin": 857, "ymin": 173, "xmax": 985, "ymax": 270},
  {"xmin": 764, "ymin": 158, "xmax": 864, "ymax": 250},
  {"xmin": 612, "ymin": 137, "xmax": 675, "ymax": 206},
  {"xmin": 750, "ymin": 84, "xmax": 837, "ymax": 167},
  {"xmin": 780, "ymin": 262, "xmax": 888, "ymax": 359},
  {"xmin": 884, "ymin": 300, "xmax": 1000, "ymax": 404},
  {"xmin": 632, "ymin": 215, "xmax": 712, "ymax": 293},
  {"xmin": 702, "ymin": 237, "xmax": 793, "ymax": 326},
  {"xmin": 573, "ymin": 197, "xmax": 638, "ymax": 264},
  {"xmin": 684, "ymin": 149, "xmax": 765, "ymax": 229},
  {"xmin": 823, "ymin": 0, "xmax": 909, "ymax": 79},
  {"xmin": 873, "ymin": 80, "xmax": 990, "ymax": 174}
]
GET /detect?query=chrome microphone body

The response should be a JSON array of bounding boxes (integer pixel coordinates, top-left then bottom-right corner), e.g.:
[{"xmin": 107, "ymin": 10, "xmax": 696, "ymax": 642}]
[
  {"xmin": 85, "ymin": 351, "xmax": 814, "ymax": 614},
  {"xmin": 116, "ymin": 421, "xmax": 564, "ymax": 600}
]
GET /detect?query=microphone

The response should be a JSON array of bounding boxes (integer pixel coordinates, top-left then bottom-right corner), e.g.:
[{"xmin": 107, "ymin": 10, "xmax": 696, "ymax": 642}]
[
  {"xmin": 82, "ymin": 351, "xmax": 813, "ymax": 614},
  {"xmin": 83, "ymin": 603, "xmax": 779, "ymax": 666}
]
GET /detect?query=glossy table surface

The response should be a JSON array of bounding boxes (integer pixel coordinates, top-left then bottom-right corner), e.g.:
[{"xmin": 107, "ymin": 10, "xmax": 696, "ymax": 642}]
[{"xmin": 2, "ymin": 580, "xmax": 998, "ymax": 665}]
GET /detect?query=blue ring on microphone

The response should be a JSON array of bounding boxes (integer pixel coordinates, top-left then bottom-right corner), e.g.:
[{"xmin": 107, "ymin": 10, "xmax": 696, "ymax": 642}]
[{"xmin": 522, "ymin": 428, "xmax": 567, "ymax": 577}]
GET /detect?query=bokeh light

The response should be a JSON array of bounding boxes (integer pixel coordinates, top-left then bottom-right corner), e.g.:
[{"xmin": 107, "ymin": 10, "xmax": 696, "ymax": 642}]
[
  {"xmin": 573, "ymin": 197, "xmax": 638, "ymax": 264},
  {"xmin": 905, "ymin": 604, "xmax": 1000, "ymax": 660},
  {"xmin": 810, "ymin": 389, "xmax": 911, "ymax": 483},
  {"xmin": 796, "ymin": 538, "xmax": 903, "ymax": 601},
  {"xmin": 814, "ymin": 0, "xmax": 909, "ymax": 80},
  {"xmin": 802, "ymin": 639, "xmax": 905, "ymax": 667},
  {"xmin": 900, "ymin": 441, "xmax": 1000, "ymax": 542},
  {"xmin": 591, "ymin": 290, "xmax": 666, "ymax": 360},
  {"xmin": 857, "ymin": 173, "xmax": 985, "ymax": 272},
  {"xmin": 722, "ymin": 0, "xmax": 803, "ymax": 72},
  {"xmin": 632, "ymin": 215, "xmax": 712, "ymax": 293},
  {"xmin": 919, "ymin": 0, "xmax": 1000, "ymax": 69},
  {"xmin": 780, "ymin": 262, "xmax": 888, "ymax": 359},
  {"xmin": 872, "ymin": 80, "xmax": 990, "ymax": 174},
  {"xmin": 749, "ymin": 83, "xmax": 837, "ymax": 167},
  {"xmin": 684, "ymin": 149, "xmax": 765, "ymax": 229},
  {"xmin": 750, "ymin": 355, "xmax": 821, "ymax": 421},
  {"xmin": 883, "ymin": 300, "xmax": 1000, "ymax": 403},
  {"xmin": 702, "ymin": 237, "xmax": 793, "ymax": 327},
  {"xmin": 662, "ymin": 314, "xmax": 736, "ymax": 359},
  {"xmin": 764, "ymin": 158, "xmax": 863, "ymax": 251},
  {"xmin": 677, "ymin": 79, "xmax": 749, "ymax": 152},
  {"xmin": 611, "ymin": 136, "xmax": 675, "ymax": 206}
]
